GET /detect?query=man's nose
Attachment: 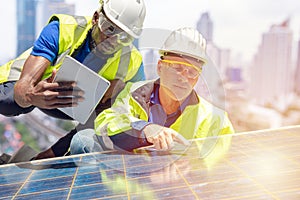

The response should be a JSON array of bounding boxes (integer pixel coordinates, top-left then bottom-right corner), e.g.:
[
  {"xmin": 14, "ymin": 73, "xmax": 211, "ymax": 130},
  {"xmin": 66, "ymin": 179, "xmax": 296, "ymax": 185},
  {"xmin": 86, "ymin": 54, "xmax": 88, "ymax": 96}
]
[{"xmin": 180, "ymin": 68, "xmax": 190, "ymax": 77}]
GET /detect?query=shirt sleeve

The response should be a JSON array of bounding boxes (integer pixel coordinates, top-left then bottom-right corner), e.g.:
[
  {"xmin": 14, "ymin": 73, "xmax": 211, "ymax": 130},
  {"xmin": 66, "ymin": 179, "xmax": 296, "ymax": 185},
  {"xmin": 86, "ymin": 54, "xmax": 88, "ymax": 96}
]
[{"xmin": 31, "ymin": 21, "xmax": 59, "ymax": 63}]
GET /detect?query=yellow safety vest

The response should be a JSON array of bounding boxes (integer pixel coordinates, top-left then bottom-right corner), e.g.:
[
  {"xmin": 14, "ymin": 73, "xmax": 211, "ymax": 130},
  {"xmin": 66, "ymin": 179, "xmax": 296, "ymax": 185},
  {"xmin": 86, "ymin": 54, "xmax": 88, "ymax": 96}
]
[
  {"xmin": 0, "ymin": 14, "xmax": 142, "ymax": 83},
  {"xmin": 95, "ymin": 80, "xmax": 234, "ymax": 139}
]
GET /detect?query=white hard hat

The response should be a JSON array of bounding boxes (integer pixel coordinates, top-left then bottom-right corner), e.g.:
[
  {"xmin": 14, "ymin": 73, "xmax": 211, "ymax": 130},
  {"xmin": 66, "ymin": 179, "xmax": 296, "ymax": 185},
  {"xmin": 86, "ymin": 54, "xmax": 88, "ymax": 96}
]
[
  {"xmin": 101, "ymin": 0, "xmax": 146, "ymax": 38},
  {"xmin": 159, "ymin": 27, "xmax": 208, "ymax": 64}
]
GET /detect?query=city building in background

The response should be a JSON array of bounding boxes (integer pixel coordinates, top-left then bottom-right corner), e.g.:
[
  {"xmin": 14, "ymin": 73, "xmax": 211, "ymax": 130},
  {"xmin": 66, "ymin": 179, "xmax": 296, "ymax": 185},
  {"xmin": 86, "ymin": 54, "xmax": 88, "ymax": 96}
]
[
  {"xmin": 2, "ymin": 1, "xmax": 300, "ymax": 155},
  {"xmin": 250, "ymin": 19, "xmax": 293, "ymax": 111},
  {"xmin": 196, "ymin": 14, "xmax": 300, "ymax": 131},
  {"xmin": 197, "ymin": 12, "xmax": 231, "ymax": 76},
  {"xmin": 139, "ymin": 28, "xmax": 173, "ymax": 81},
  {"xmin": 1, "ymin": 0, "xmax": 77, "ymax": 155},
  {"xmin": 295, "ymin": 39, "xmax": 300, "ymax": 95},
  {"xmin": 17, "ymin": 0, "xmax": 75, "ymax": 57},
  {"xmin": 16, "ymin": 0, "xmax": 37, "ymax": 55},
  {"xmin": 36, "ymin": 0, "xmax": 75, "ymax": 37},
  {"xmin": 195, "ymin": 12, "xmax": 231, "ymax": 109},
  {"xmin": 143, "ymin": 49, "xmax": 159, "ymax": 80},
  {"xmin": 196, "ymin": 12, "xmax": 213, "ymax": 42},
  {"xmin": 226, "ymin": 67, "xmax": 243, "ymax": 82},
  {"xmin": 227, "ymin": 18, "xmax": 300, "ymax": 131}
]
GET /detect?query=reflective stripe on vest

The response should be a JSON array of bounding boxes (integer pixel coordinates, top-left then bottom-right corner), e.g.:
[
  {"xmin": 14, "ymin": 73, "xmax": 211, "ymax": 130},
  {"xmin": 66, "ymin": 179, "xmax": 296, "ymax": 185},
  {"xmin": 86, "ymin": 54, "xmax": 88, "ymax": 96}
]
[
  {"xmin": 115, "ymin": 46, "xmax": 131, "ymax": 80},
  {"xmin": 0, "ymin": 48, "xmax": 31, "ymax": 83},
  {"xmin": 73, "ymin": 16, "xmax": 89, "ymax": 44}
]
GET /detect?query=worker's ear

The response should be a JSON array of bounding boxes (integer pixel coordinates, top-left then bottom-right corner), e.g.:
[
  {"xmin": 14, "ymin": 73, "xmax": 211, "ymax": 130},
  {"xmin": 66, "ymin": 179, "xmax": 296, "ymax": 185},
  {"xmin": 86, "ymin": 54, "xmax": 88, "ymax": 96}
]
[
  {"xmin": 157, "ymin": 60, "xmax": 162, "ymax": 76},
  {"xmin": 92, "ymin": 11, "xmax": 99, "ymax": 25}
]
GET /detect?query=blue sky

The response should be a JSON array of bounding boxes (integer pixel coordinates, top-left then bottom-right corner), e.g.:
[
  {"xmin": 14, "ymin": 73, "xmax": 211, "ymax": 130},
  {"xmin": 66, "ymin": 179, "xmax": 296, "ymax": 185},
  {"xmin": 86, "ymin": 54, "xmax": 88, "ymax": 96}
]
[{"xmin": 0, "ymin": 0, "xmax": 299, "ymax": 63}]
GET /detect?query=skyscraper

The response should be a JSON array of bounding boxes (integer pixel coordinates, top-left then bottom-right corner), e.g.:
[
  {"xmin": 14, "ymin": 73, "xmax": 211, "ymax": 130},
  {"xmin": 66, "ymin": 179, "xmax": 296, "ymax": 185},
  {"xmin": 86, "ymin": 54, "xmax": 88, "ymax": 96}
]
[
  {"xmin": 196, "ymin": 12, "xmax": 213, "ymax": 42},
  {"xmin": 16, "ymin": 0, "xmax": 37, "ymax": 56},
  {"xmin": 295, "ymin": 39, "xmax": 300, "ymax": 95},
  {"xmin": 17, "ymin": 0, "xmax": 75, "ymax": 56},
  {"xmin": 196, "ymin": 12, "xmax": 230, "ymax": 109},
  {"xmin": 196, "ymin": 12, "xmax": 230, "ymax": 75},
  {"xmin": 36, "ymin": 0, "xmax": 75, "ymax": 36},
  {"xmin": 250, "ymin": 19, "xmax": 293, "ymax": 110}
]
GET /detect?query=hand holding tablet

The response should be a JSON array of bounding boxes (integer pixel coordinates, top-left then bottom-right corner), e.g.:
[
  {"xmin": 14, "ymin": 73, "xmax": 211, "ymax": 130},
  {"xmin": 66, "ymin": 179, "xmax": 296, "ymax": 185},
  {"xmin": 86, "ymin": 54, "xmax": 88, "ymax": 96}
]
[{"xmin": 54, "ymin": 56, "xmax": 110, "ymax": 124}]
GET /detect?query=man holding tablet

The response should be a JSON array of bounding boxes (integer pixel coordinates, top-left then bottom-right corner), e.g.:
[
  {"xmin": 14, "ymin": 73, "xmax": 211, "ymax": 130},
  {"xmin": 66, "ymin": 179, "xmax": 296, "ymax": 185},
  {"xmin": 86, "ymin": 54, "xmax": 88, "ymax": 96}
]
[{"xmin": 0, "ymin": 0, "xmax": 147, "ymax": 159}]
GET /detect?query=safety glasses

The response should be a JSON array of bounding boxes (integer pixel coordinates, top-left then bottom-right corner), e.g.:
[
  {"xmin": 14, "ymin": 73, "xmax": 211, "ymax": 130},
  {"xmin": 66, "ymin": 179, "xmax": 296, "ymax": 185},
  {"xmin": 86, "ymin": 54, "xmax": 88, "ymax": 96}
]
[
  {"xmin": 161, "ymin": 59, "xmax": 202, "ymax": 79},
  {"xmin": 98, "ymin": 12, "xmax": 134, "ymax": 46}
]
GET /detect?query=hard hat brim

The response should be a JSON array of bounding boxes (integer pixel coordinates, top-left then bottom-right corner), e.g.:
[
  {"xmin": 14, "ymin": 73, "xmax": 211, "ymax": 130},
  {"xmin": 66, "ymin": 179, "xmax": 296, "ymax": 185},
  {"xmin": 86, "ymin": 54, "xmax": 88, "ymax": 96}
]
[
  {"xmin": 102, "ymin": 4, "xmax": 141, "ymax": 38},
  {"xmin": 159, "ymin": 49, "xmax": 208, "ymax": 65}
]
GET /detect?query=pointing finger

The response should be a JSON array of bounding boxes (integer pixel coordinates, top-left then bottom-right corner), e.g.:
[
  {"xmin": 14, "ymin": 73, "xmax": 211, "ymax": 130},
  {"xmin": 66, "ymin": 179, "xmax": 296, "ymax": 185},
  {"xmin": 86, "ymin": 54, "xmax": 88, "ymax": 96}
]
[{"xmin": 172, "ymin": 132, "xmax": 190, "ymax": 146}]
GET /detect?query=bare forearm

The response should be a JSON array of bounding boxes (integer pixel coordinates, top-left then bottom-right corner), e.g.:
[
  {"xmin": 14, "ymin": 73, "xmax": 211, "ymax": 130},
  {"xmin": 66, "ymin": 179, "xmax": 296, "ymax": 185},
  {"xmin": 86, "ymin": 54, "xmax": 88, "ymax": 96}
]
[
  {"xmin": 13, "ymin": 55, "xmax": 83, "ymax": 109},
  {"xmin": 14, "ymin": 79, "xmax": 33, "ymax": 108},
  {"xmin": 14, "ymin": 55, "xmax": 50, "ymax": 107}
]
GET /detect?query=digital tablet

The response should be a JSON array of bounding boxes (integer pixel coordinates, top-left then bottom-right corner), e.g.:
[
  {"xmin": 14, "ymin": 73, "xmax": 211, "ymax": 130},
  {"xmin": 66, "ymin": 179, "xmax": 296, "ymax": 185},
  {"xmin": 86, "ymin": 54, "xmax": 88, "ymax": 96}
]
[{"xmin": 54, "ymin": 55, "xmax": 110, "ymax": 124}]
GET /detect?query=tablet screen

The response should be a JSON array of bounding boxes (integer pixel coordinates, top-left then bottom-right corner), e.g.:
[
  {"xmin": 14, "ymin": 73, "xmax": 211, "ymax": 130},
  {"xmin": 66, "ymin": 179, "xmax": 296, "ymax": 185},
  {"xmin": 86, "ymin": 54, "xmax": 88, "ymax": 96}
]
[{"xmin": 54, "ymin": 56, "xmax": 110, "ymax": 124}]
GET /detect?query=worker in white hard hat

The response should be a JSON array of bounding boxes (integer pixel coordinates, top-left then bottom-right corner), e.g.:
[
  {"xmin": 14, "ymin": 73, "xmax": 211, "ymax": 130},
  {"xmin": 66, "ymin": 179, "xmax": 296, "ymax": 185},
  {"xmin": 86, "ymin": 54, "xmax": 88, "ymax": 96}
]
[
  {"xmin": 69, "ymin": 27, "xmax": 234, "ymax": 154},
  {"xmin": 0, "ymin": 0, "xmax": 147, "ymax": 161}
]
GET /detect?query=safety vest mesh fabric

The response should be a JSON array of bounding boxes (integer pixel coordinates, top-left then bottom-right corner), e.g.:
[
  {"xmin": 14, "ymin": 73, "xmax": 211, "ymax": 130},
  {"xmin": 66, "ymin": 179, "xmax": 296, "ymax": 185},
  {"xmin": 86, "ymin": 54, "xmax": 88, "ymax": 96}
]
[
  {"xmin": 0, "ymin": 14, "xmax": 142, "ymax": 83},
  {"xmin": 98, "ymin": 45, "xmax": 142, "ymax": 82}
]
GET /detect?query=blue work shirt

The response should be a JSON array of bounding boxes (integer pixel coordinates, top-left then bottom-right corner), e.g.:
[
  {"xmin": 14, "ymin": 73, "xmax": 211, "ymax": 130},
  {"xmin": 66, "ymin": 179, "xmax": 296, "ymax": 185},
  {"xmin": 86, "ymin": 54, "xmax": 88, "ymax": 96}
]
[{"xmin": 149, "ymin": 84, "xmax": 192, "ymax": 127}]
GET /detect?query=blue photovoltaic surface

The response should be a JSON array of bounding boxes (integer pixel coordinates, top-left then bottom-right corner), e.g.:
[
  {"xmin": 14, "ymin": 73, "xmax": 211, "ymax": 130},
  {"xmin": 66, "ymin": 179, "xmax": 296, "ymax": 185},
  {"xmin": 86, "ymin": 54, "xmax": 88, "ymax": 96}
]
[{"xmin": 0, "ymin": 126, "xmax": 300, "ymax": 199}]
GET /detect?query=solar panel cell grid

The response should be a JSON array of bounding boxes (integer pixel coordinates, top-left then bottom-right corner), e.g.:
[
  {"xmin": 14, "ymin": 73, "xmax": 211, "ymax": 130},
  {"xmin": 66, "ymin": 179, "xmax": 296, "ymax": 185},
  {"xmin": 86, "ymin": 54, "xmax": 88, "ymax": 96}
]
[{"xmin": 0, "ymin": 126, "xmax": 299, "ymax": 199}]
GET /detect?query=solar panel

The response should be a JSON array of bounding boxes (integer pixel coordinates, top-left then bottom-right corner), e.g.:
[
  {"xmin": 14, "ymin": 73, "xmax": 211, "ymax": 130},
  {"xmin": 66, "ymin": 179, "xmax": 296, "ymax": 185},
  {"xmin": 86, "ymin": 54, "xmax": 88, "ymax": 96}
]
[{"xmin": 0, "ymin": 126, "xmax": 300, "ymax": 199}]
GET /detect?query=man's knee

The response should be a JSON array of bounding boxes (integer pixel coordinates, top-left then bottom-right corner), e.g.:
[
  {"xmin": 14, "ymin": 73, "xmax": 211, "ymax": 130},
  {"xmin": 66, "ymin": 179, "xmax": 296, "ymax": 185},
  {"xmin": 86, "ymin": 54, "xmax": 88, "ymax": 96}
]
[{"xmin": 70, "ymin": 129, "xmax": 102, "ymax": 155}]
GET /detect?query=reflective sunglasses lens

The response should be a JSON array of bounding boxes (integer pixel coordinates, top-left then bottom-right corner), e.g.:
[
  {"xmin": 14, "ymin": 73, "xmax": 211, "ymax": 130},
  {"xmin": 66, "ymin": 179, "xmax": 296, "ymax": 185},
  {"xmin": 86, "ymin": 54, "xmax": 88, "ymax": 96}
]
[
  {"xmin": 98, "ymin": 13, "xmax": 118, "ymax": 36},
  {"xmin": 106, "ymin": 25, "xmax": 115, "ymax": 35},
  {"xmin": 117, "ymin": 33, "xmax": 134, "ymax": 45},
  {"xmin": 162, "ymin": 60, "xmax": 201, "ymax": 79}
]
